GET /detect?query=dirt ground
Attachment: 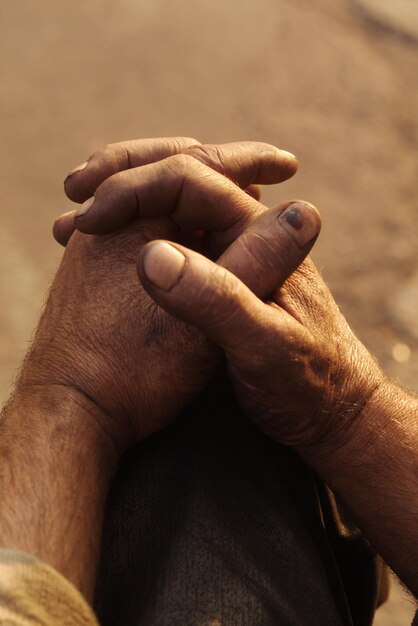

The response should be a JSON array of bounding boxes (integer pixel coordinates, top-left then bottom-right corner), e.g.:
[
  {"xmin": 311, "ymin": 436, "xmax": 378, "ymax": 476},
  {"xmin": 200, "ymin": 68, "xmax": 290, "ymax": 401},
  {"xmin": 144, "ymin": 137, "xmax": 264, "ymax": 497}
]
[{"xmin": 1, "ymin": 0, "xmax": 417, "ymax": 623}]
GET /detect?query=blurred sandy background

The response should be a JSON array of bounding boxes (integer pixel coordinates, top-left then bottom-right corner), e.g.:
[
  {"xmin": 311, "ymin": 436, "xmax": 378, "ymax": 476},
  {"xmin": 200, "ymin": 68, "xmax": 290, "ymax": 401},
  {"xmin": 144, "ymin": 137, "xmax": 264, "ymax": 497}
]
[{"xmin": 1, "ymin": 0, "xmax": 417, "ymax": 623}]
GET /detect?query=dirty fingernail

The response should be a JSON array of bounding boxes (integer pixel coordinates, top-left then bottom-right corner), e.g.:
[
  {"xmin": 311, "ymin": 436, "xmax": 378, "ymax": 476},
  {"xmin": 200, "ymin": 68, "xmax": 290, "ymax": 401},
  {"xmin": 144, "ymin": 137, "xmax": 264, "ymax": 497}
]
[
  {"xmin": 53, "ymin": 210, "xmax": 77, "ymax": 246},
  {"xmin": 75, "ymin": 196, "xmax": 95, "ymax": 219},
  {"xmin": 54, "ymin": 209, "xmax": 76, "ymax": 226},
  {"xmin": 65, "ymin": 161, "xmax": 88, "ymax": 183},
  {"xmin": 278, "ymin": 201, "xmax": 321, "ymax": 248},
  {"xmin": 69, "ymin": 161, "xmax": 88, "ymax": 176},
  {"xmin": 142, "ymin": 242, "xmax": 186, "ymax": 291},
  {"xmin": 280, "ymin": 149, "xmax": 297, "ymax": 160}
]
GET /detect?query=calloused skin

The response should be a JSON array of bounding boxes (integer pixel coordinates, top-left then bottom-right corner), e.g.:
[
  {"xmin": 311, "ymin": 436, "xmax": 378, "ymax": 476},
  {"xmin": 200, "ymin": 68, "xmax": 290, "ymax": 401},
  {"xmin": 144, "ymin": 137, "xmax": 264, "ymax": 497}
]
[
  {"xmin": 138, "ymin": 240, "xmax": 418, "ymax": 599},
  {"xmin": 0, "ymin": 136, "xmax": 417, "ymax": 612},
  {"xmin": 56, "ymin": 137, "xmax": 381, "ymax": 453},
  {"xmin": 24, "ymin": 139, "xmax": 303, "ymax": 450},
  {"xmin": 58, "ymin": 137, "xmax": 418, "ymax": 601},
  {"xmin": 1, "ymin": 138, "xmax": 311, "ymax": 599}
]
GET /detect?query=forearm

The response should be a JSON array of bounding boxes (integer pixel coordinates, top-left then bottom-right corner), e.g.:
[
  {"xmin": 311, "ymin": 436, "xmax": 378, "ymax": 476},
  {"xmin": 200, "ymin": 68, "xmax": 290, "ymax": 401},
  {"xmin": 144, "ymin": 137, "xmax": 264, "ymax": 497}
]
[
  {"xmin": 0, "ymin": 386, "xmax": 118, "ymax": 602},
  {"xmin": 300, "ymin": 378, "xmax": 418, "ymax": 597}
]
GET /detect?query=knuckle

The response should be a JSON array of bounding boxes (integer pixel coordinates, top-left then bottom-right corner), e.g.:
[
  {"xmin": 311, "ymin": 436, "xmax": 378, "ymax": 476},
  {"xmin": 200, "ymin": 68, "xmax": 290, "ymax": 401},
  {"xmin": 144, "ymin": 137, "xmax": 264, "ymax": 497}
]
[
  {"xmin": 184, "ymin": 143, "xmax": 226, "ymax": 173},
  {"xmin": 165, "ymin": 152, "xmax": 197, "ymax": 174},
  {"xmin": 169, "ymin": 136, "xmax": 201, "ymax": 151},
  {"xmin": 163, "ymin": 153, "xmax": 210, "ymax": 188}
]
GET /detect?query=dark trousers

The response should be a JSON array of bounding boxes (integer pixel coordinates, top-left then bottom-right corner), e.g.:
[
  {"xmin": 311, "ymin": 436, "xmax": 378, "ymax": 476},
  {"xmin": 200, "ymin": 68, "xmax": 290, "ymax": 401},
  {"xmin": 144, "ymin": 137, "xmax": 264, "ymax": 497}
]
[{"xmin": 95, "ymin": 373, "xmax": 378, "ymax": 626}]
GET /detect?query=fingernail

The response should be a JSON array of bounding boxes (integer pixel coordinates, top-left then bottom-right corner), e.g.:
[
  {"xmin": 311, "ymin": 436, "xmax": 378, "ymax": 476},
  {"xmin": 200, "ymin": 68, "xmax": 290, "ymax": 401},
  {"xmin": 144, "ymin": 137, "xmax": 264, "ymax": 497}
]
[
  {"xmin": 278, "ymin": 201, "xmax": 320, "ymax": 247},
  {"xmin": 75, "ymin": 196, "xmax": 95, "ymax": 219},
  {"xmin": 142, "ymin": 242, "xmax": 186, "ymax": 291},
  {"xmin": 64, "ymin": 161, "xmax": 88, "ymax": 183},
  {"xmin": 54, "ymin": 209, "xmax": 76, "ymax": 226},
  {"xmin": 280, "ymin": 149, "xmax": 297, "ymax": 161}
]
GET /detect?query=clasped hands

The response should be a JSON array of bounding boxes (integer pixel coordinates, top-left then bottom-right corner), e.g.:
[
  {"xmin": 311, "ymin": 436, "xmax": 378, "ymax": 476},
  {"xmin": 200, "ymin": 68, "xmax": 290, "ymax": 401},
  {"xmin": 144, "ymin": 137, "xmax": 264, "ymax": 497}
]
[{"xmin": 20, "ymin": 137, "xmax": 383, "ymax": 465}]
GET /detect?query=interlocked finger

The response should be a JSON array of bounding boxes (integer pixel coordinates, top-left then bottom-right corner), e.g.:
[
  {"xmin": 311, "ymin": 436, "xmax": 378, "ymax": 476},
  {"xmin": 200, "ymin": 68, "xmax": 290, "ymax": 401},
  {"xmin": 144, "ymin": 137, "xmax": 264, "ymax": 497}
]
[
  {"xmin": 65, "ymin": 138, "xmax": 296, "ymax": 204},
  {"xmin": 64, "ymin": 136, "xmax": 201, "ymax": 203},
  {"xmin": 70, "ymin": 153, "xmax": 287, "ymax": 251},
  {"xmin": 136, "ymin": 198, "xmax": 320, "ymax": 352},
  {"xmin": 56, "ymin": 140, "xmax": 297, "ymax": 249}
]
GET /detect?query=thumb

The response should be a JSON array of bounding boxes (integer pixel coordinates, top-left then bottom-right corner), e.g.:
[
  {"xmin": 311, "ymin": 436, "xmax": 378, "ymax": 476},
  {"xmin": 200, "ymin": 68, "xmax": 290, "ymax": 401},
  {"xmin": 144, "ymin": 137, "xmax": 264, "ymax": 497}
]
[
  {"xmin": 137, "ymin": 241, "xmax": 276, "ymax": 351},
  {"xmin": 136, "ymin": 200, "xmax": 320, "ymax": 345}
]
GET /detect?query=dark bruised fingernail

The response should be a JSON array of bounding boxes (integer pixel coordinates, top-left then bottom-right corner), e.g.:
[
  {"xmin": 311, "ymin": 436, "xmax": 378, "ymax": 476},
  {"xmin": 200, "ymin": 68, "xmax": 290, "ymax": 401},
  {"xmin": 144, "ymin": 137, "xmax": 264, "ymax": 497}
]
[
  {"xmin": 283, "ymin": 205, "xmax": 304, "ymax": 230},
  {"xmin": 278, "ymin": 202, "xmax": 320, "ymax": 248}
]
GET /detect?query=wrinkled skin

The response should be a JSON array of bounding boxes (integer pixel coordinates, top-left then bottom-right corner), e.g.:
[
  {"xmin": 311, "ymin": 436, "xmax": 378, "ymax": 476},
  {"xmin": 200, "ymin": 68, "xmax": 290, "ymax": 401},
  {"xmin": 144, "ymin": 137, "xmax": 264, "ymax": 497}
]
[
  {"xmin": 22, "ymin": 218, "xmax": 218, "ymax": 449},
  {"xmin": 29, "ymin": 135, "xmax": 383, "ymax": 454},
  {"xmin": 137, "ymin": 240, "xmax": 385, "ymax": 453},
  {"xmin": 20, "ymin": 138, "xmax": 300, "ymax": 450},
  {"xmin": 227, "ymin": 257, "xmax": 384, "ymax": 450}
]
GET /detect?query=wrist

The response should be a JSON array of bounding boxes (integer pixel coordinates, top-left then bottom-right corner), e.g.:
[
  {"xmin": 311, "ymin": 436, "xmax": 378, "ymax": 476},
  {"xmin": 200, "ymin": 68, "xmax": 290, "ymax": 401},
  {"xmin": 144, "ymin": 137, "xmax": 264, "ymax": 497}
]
[
  {"xmin": 297, "ymin": 377, "xmax": 418, "ymax": 597},
  {"xmin": 293, "ymin": 334, "xmax": 385, "ymax": 459},
  {"xmin": 2, "ymin": 383, "xmax": 120, "ymax": 477},
  {"xmin": 18, "ymin": 337, "xmax": 136, "ymax": 452},
  {"xmin": 297, "ymin": 375, "xmax": 412, "ymax": 475},
  {"xmin": 0, "ymin": 384, "xmax": 119, "ymax": 599}
]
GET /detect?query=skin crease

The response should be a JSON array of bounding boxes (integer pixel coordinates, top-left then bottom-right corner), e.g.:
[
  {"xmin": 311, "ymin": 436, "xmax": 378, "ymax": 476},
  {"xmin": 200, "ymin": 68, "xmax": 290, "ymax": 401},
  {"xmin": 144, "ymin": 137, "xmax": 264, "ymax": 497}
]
[
  {"xmin": 1, "ymin": 137, "xmax": 417, "ymax": 610},
  {"xmin": 58, "ymin": 137, "xmax": 418, "ymax": 601},
  {"xmin": 20, "ymin": 217, "xmax": 221, "ymax": 450},
  {"xmin": 138, "ymin": 236, "xmax": 418, "ymax": 598},
  {"xmin": 137, "ymin": 243, "xmax": 384, "ymax": 451},
  {"xmin": 23, "ymin": 140, "xmax": 301, "ymax": 450},
  {"xmin": 53, "ymin": 136, "xmax": 382, "ymax": 452},
  {"xmin": 2, "ymin": 139, "xmax": 306, "ymax": 599}
]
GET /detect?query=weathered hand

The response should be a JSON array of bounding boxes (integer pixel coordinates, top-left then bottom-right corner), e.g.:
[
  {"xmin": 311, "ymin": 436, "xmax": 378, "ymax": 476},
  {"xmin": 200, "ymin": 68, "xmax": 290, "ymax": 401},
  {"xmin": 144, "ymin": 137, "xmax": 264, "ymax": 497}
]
[
  {"xmin": 135, "ymin": 227, "xmax": 384, "ymax": 453},
  {"xmin": 21, "ymin": 138, "xmax": 303, "ymax": 452},
  {"xmin": 9, "ymin": 138, "xmax": 418, "ymax": 606},
  {"xmin": 55, "ymin": 136, "xmax": 296, "ymax": 253}
]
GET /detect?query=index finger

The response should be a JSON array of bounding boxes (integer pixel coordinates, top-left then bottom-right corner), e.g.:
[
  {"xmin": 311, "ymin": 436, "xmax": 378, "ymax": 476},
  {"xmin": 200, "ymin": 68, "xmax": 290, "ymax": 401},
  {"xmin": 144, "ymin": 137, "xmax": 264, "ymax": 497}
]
[
  {"xmin": 70, "ymin": 146, "xmax": 294, "ymax": 240},
  {"xmin": 64, "ymin": 136, "xmax": 201, "ymax": 203},
  {"xmin": 64, "ymin": 138, "xmax": 298, "ymax": 204},
  {"xmin": 55, "ymin": 141, "xmax": 298, "ymax": 247}
]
